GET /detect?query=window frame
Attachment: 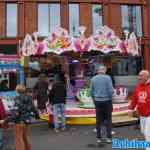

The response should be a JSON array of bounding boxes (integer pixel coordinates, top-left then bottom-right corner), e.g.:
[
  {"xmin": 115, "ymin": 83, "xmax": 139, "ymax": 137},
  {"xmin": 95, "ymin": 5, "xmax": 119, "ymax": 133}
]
[
  {"xmin": 37, "ymin": 3, "xmax": 61, "ymax": 37},
  {"xmin": 6, "ymin": 3, "xmax": 18, "ymax": 38},
  {"xmin": 68, "ymin": 3, "xmax": 80, "ymax": 37},
  {"xmin": 91, "ymin": 4, "xmax": 103, "ymax": 34},
  {"xmin": 121, "ymin": 5, "xmax": 143, "ymax": 37}
]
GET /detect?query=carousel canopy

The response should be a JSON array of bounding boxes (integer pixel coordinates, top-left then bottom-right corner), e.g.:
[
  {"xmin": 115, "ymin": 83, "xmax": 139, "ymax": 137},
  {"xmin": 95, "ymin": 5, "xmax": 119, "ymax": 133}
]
[{"xmin": 20, "ymin": 26, "xmax": 140, "ymax": 57}]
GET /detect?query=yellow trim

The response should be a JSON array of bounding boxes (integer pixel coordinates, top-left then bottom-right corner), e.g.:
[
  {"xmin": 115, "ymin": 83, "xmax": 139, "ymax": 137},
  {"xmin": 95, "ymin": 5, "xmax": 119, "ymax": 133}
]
[{"xmin": 40, "ymin": 114, "xmax": 138, "ymax": 125}]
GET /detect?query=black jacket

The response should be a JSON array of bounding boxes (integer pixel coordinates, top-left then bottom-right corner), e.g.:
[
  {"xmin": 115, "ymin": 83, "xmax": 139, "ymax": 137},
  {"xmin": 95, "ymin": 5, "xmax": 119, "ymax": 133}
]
[
  {"xmin": 49, "ymin": 81, "xmax": 67, "ymax": 105},
  {"xmin": 6, "ymin": 94, "xmax": 39, "ymax": 124},
  {"xmin": 34, "ymin": 80, "xmax": 49, "ymax": 109}
]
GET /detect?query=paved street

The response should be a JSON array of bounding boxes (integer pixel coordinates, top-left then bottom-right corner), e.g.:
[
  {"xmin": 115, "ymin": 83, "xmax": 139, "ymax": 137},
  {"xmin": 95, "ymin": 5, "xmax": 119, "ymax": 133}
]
[{"xmin": 6, "ymin": 122, "xmax": 143, "ymax": 150}]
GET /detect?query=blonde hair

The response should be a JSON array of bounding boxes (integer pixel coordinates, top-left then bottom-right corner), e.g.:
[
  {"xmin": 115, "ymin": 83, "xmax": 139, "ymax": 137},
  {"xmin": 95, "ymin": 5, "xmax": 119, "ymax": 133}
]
[{"xmin": 16, "ymin": 84, "xmax": 26, "ymax": 94}]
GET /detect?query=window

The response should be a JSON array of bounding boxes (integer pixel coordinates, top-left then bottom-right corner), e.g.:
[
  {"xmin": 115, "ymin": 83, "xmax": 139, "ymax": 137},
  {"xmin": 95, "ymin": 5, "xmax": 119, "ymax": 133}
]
[
  {"xmin": 38, "ymin": 4, "xmax": 49, "ymax": 36},
  {"xmin": 121, "ymin": 5, "xmax": 142, "ymax": 37},
  {"xmin": 69, "ymin": 4, "xmax": 79, "ymax": 36},
  {"xmin": 38, "ymin": 4, "xmax": 60, "ymax": 36},
  {"xmin": 92, "ymin": 5, "xmax": 103, "ymax": 33},
  {"xmin": 49, "ymin": 4, "xmax": 61, "ymax": 33},
  {"xmin": 112, "ymin": 56, "xmax": 143, "ymax": 76},
  {"xmin": 6, "ymin": 4, "xmax": 17, "ymax": 37}
]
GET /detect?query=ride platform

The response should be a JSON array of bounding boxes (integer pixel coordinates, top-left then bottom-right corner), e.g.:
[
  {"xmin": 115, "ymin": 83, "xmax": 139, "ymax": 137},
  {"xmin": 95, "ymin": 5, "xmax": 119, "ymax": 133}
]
[{"xmin": 40, "ymin": 102, "xmax": 138, "ymax": 125}]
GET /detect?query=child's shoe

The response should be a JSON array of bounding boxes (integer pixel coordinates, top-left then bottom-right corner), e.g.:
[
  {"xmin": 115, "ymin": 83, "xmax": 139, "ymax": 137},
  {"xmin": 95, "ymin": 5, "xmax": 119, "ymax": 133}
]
[
  {"xmin": 54, "ymin": 128, "xmax": 59, "ymax": 133},
  {"xmin": 61, "ymin": 127, "xmax": 66, "ymax": 131}
]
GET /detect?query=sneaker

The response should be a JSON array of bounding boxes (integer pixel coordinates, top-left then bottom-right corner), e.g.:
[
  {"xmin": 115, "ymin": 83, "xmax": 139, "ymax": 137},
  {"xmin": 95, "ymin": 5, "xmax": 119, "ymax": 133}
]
[
  {"xmin": 61, "ymin": 127, "xmax": 66, "ymax": 131},
  {"xmin": 112, "ymin": 131, "xmax": 115, "ymax": 135},
  {"xmin": 97, "ymin": 138, "xmax": 102, "ymax": 144},
  {"xmin": 93, "ymin": 128, "xmax": 97, "ymax": 133},
  {"xmin": 94, "ymin": 129, "xmax": 115, "ymax": 135},
  {"xmin": 54, "ymin": 128, "xmax": 59, "ymax": 133},
  {"xmin": 103, "ymin": 138, "xmax": 112, "ymax": 144}
]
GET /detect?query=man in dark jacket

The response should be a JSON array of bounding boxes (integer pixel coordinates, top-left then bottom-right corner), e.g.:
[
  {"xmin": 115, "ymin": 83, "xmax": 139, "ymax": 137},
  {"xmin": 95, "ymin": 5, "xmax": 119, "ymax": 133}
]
[
  {"xmin": 49, "ymin": 75, "xmax": 67, "ymax": 132},
  {"xmin": 34, "ymin": 74, "xmax": 49, "ymax": 113}
]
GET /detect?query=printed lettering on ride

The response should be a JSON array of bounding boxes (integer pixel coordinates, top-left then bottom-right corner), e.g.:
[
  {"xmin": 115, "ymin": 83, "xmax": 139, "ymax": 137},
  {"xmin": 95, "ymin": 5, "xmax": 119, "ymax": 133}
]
[{"xmin": 112, "ymin": 138, "xmax": 150, "ymax": 149}]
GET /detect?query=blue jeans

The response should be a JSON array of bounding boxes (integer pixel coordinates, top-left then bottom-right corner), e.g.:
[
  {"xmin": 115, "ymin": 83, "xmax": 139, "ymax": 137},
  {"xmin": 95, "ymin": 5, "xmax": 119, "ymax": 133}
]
[
  {"xmin": 53, "ymin": 103, "xmax": 66, "ymax": 129},
  {"xmin": 0, "ymin": 128, "xmax": 4, "ymax": 150}
]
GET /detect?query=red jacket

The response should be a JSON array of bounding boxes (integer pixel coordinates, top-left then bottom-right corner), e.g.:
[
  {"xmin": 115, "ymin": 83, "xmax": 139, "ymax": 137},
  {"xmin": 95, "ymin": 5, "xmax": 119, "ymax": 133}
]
[{"xmin": 129, "ymin": 82, "xmax": 150, "ymax": 116}]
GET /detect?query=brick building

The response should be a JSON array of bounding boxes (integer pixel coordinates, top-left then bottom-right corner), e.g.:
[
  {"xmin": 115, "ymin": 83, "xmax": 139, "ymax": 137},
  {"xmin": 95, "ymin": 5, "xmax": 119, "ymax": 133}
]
[{"xmin": 0, "ymin": 0, "xmax": 150, "ymax": 70}]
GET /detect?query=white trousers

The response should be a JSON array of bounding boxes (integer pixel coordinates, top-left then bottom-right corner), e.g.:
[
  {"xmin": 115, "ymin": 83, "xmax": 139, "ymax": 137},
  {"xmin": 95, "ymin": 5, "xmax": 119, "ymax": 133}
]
[{"xmin": 140, "ymin": 116, "xmax": 150, "ymax": 150}]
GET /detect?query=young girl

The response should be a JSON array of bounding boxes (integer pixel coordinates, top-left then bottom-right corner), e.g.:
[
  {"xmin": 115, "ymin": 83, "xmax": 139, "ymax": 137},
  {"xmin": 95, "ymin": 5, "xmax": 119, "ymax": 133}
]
[{"xmin": 5, "ymin": 84, "xmax": 39, "ymax": 150}]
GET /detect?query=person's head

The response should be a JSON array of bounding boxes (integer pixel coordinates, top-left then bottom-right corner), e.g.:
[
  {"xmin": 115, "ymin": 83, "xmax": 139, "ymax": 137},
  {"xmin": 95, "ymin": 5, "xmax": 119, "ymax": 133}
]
[
  {"xmin": 138, "ymin": 70, "xmax": 150, "ymax": 84},
  {"xmin": 96, "ymin": 65, "xmax": 107, "ymax": 74},
  {"xmin": 16, "ymin": 84, "xmax": 26, "ymax": 94}
]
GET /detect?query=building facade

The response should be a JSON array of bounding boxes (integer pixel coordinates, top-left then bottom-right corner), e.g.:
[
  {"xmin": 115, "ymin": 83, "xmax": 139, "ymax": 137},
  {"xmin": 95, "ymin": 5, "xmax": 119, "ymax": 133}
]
[{"xmin": 0, "ymin": 0, "xmax": 150, "ymax": 70}]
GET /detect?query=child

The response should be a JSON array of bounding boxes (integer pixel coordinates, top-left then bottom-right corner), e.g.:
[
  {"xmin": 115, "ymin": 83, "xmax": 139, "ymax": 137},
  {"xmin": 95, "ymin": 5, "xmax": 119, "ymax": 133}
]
[
  {"xmin": 49, "ymin": 74, "xmax": 67, "ymax": 132},
  {"xmin": 5, "ymin": 84, "xmax": 39, "ymax": 150}
]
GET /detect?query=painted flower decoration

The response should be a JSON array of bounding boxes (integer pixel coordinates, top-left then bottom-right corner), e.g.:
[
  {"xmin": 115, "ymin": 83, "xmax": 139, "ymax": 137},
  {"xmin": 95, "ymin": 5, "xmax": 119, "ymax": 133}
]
[
  {"xmin": 21, "ymin": 34, "xmax": 36, "ymax": 56},
  {"xmin": 91, "ymin": 26, "xmax": 123, "ymax": 53},
  {"xmin": 47, "ymin": 28, "xmax": 72, "ymax": 53},
  {"xmin": 73, "ymin": 38, "xmax": 91, "ymax": 52}
]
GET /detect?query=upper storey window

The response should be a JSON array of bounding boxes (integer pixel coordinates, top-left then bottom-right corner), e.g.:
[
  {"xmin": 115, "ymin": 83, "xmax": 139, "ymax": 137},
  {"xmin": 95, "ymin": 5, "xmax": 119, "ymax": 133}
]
[
  {"xmin": 69, "ymin": 4, "xmax": 79, "ymax": 36},
  {"xmin": 92, "ymin": 4, "xmax": 103, "ymax": 33},
  {"xmin": 38, "ymin": 4, "xmax": 61, "ymax": 36},
  {"xmin": 121, "ymin": 5, "xmax": 142, "ymax": 36},
  {"xmin": 6, "ymin": 4, "xmax": 18, "ymax": 37}
]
